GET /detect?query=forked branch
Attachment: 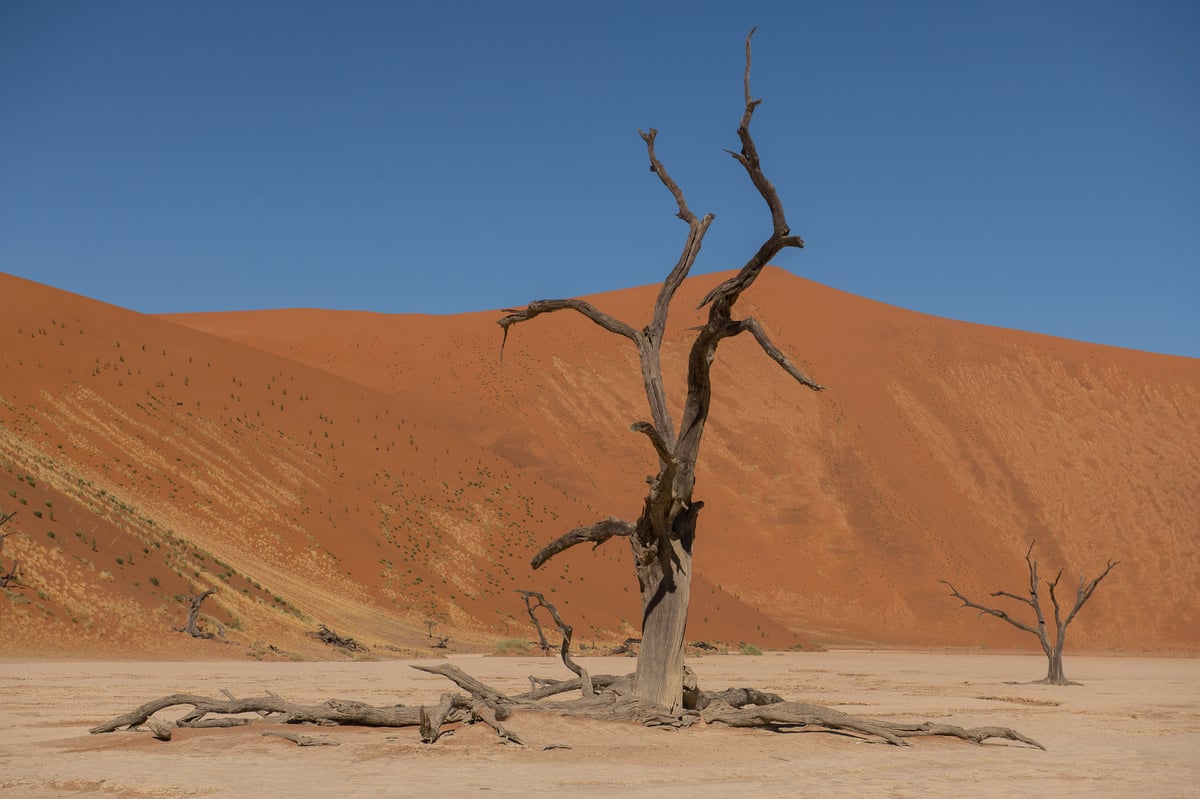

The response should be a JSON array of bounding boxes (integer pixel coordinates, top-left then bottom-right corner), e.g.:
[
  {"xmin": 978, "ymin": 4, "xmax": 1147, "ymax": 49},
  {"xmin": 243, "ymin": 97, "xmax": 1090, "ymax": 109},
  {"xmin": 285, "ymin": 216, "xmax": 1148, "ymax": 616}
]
[
  {"xmin": 939, "ymin": 579, "xmax": 1042, "ymax": 638},
  {"xmin": 700, "ymin": 27, "xmax": 805, "ymax": 311},
  {"xmin": 735, "ymin": 318, "xmax": 825, "ymax": 391}
]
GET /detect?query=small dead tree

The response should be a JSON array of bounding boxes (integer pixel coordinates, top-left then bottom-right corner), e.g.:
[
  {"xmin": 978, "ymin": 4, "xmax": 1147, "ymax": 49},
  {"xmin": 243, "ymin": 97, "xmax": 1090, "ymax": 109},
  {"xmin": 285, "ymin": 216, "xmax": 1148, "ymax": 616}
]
[
  {"xmin": 516, "ymin": 589, "xmax": 552, "ymax": 653},
  {"xmin": 0, "ymin": 510, "xmax": 22, "ymax": 588},
  {"xmin": 180, "ymin": 589, "xmax": 217, "ymax": 639},
  {"xmin": 499, "ymin": 28, "xmax": 823, "ymax": 714},
  {"xmin": 516, "ymin": 589, "xmax": 594, "ymax": 695},
  {"xmin": 941, "ymin": 542, "xmax": 1118, "ymax": 685},
  {"xmin": 423, "ymin": 619, "xmax": 450, "ymax": 649}
]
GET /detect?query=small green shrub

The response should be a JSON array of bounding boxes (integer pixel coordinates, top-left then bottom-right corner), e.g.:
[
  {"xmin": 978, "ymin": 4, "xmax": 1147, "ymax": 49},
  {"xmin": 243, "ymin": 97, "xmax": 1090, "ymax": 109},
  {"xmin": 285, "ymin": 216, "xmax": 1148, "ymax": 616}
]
[
  {"xmin": 739, "ymin": 643, "xmax": 763, "ymax": 656},
  {"xmin": 493, "ymin": 638, "xmax": 531, "ymax": 656}
]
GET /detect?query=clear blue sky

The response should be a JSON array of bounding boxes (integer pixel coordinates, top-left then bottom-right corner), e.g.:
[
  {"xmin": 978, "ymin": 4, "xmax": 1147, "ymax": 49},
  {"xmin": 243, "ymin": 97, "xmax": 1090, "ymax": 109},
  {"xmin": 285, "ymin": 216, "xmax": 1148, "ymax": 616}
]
[{"xmin": 2, "ymin": 1, "xmax": 1197, "ymax": 357}]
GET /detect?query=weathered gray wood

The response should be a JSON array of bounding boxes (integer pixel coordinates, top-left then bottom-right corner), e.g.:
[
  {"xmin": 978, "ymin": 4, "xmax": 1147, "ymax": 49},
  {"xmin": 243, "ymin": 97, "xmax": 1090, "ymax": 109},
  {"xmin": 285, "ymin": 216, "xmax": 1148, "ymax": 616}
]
[
  {"xmin": 262, "ymin": 731, "xmax": 341, "ymax": 746},
  {"xmin": 181, "ymin": 590, "xmax": 216, "ymax": 639},
  {"xmin": 701, "ymin": 701, "xmax": 1045, "ymax": 750},
  {"xmin": 89, "ymin": 692, "xmax": 461, "ymax": 734},
  {"xmin": 410, "ymin": 663, "xmax": 517, "ymax": 708},
  {"xmin": 147, "ymin": 719, "xmax": 172, "ymax": 741},
  {"xmin": 92, "ymin": 659, "xmax": 1045, "ymax": 749},
  {"xmin": 470, "ymin": 699, "xmax": 524, "ymax": 745},
  {"xmin": 519, "ymin": 673, "xmax": 630, "ymax": 701},
  {"xmin": 419, "ymin": 693, "xmax": 460, "ymax": 744},
  {"xmin": 515, "ymin": 590, "xmax": 593, "ymax": 697},
  {"xmin": 529, "ymin": 519, "xmax": 634, "ymax": 570},
  {"xmin": 942, "ymin": 542, "xmax": 1118, "ymax": 685}
]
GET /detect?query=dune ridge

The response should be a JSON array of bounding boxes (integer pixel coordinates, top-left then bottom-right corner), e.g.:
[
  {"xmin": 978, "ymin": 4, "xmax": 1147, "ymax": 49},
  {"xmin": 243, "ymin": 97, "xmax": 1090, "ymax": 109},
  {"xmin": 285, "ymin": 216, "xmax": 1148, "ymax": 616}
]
[{"xmin": 1, "ymin": 268, "xmax": 1196, "ymax": 657}]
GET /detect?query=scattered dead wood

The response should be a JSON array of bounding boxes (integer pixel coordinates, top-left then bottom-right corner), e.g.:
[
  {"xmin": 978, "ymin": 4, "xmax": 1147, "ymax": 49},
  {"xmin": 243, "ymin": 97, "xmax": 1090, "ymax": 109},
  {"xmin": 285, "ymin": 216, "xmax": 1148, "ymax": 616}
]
[
  {"xmin": 309, "ymin": 623, "xmax": 365, "ymax": 652},
  {"xmin": 180, "ymin": 589, "xmax": 217, "ymax": 638},
  {"xmin": 91, "ymin": 658, "xmax": 1044, "ymax": 750}
]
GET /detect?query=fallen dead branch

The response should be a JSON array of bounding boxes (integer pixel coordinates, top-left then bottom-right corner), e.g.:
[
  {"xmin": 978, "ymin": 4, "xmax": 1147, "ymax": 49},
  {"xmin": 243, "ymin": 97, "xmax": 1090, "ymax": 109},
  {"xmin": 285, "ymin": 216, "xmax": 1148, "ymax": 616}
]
[
  {"xmin": 309, "ymin": 623, "xmax": 365, "ymax": 652},
  {"xmin": 90, "ymin": 658, "xmax": 1044, "ymax": 750},
  {"xmin": 262, "ymin": 731, "xmax": 341, "ymax": 747}
]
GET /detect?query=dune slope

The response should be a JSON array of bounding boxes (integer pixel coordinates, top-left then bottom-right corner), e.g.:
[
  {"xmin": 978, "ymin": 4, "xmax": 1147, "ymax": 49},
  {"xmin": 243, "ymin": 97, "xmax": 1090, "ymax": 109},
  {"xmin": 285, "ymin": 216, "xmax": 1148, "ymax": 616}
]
[{"xmin": 1, "ymin": 269, "xmax": 1196, "ymax": 656}]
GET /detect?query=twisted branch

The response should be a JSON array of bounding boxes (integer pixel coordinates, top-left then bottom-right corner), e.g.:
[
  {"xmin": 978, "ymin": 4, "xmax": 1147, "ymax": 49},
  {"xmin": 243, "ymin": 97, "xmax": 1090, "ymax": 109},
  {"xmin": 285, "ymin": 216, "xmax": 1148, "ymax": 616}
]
[{"xmin": 530, "ymin": 517, "xmax": 635, "ymax": 570}]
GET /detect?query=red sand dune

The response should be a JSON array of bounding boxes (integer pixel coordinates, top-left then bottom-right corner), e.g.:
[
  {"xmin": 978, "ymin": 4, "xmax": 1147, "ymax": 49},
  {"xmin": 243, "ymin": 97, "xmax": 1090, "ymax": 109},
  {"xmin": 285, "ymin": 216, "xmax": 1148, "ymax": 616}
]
[{"xmin": 1, "ymin": 268, "xmax": 1196, "ymax": 657}]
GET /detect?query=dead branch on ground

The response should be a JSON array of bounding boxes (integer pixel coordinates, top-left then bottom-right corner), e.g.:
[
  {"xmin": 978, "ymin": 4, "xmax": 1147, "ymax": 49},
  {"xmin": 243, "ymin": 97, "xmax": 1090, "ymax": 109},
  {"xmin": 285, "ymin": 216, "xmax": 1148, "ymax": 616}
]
[{"xmin": 91, "ymin": 658, "xmax": 1044, "ymax": 750}]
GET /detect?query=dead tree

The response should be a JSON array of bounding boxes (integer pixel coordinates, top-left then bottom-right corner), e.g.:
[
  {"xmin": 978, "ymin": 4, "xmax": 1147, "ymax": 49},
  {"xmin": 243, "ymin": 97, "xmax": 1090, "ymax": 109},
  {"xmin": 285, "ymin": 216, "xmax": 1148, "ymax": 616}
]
[
  {"xmin": 88, "ymin": 30, "xmax": 1044, "ymax": 755},
  {"xmin": 0, "ymin": 510, "xmax": 21, "ymax": 588},
  {"xmin": 180, "ymin": 589, "xmax": 217, "ymax": 639},
  {"xmin": 499, "ymin": 29, "xmax": 823, "ymax": 714},
  {"xmin": 941, "ymin": 542, "xmax": 1118, "ymax": 685},
  {"xmin": 516, "ymin": 590, "xmax": 594, "ymax": 696},
  {"xmin": 516, "ymin": 589, "xmax": 552, "ymax": 653}
]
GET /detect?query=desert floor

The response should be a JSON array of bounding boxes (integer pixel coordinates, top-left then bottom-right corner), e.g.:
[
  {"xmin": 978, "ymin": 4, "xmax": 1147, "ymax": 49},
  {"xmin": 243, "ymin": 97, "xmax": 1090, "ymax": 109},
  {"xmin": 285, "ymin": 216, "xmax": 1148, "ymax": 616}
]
[{"xmin": 1, "ymin": 651, "xmax": 1196, "ymax": 798}]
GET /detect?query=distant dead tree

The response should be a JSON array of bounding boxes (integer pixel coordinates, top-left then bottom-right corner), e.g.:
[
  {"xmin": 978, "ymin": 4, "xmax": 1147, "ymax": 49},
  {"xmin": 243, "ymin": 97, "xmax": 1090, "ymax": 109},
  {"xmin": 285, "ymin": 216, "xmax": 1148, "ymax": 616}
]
[
  {"xmin": 499, "ymin": 28, "xmax": 824, "ymax": 714},
  {"xmin": 0, "ymin": 510, "xmax": 23, "ymax": 588},
  {"xmin": 424, "ymin": 618, "xmax": 450, "ymax": 649},
  {"xmin": 941, "ymin": 542, "xmax": 1118, "ymax": 685},
  {"xmin": 180, "ymin": 589, "xmax": 217, "ymax": 639}
]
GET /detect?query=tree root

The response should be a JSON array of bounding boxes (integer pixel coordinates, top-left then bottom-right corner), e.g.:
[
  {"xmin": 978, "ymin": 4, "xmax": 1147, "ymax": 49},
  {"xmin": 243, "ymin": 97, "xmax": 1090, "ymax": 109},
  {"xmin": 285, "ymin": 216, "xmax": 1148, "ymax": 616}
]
[{"xmin": 90, "ymin": 663, "xmax": 1044, "ymax": 751}]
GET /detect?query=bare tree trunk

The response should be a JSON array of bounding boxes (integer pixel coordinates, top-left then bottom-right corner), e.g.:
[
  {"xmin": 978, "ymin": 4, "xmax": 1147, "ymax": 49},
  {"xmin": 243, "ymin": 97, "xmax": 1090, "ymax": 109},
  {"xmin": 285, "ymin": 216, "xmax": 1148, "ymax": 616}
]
[
  {"xmin": 632, "ymin": 532, "xmax": 694, "ymax": 712},
  {"xmin": 1044, "ymin": 645, "xmax": 1067, "ymax": 685}
]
